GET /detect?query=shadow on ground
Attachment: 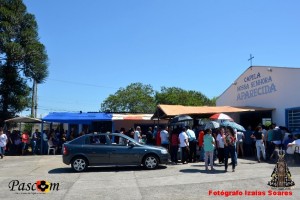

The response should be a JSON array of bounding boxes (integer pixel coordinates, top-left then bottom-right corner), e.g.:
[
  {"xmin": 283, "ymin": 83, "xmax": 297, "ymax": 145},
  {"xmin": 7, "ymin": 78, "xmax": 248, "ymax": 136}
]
[
  {"xmin": 48, "ymin": 165, "xmax": 167, "ymax": 174},
  {"xmin": 179, "ymin": 168, "xmax": 226, "ymax": 174}
]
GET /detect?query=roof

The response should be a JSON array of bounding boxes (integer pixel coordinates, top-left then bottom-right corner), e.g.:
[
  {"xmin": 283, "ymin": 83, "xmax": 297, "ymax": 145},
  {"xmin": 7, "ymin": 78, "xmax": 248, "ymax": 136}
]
[
  {"xmin": 152, "ymin": 104, "xmax": 275, "ymax": 119},
  {"xmin": 42, "ymin": 112, "xmax": 113, "ymax": 124},
  {"xmin": 4, "ymin": 117, "xmax": 42, "ymax": 123},
  {"xmin": 42, "ymin": 112, "xmax": 156, "ymax": 124},
  {"xmin": 112, "ymin": 114, "xmax": 153, "ymax": 120}
]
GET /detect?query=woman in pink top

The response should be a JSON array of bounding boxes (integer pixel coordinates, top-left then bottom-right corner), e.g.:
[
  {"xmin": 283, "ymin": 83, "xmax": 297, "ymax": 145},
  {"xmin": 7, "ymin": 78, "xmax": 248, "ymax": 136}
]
[{"xmin": 21, "ymin": 132, "xmax": 30, "ymax": 155}]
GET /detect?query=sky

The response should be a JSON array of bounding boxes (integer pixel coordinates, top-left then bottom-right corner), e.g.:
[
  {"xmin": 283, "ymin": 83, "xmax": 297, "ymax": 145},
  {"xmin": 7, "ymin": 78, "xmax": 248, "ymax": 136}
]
[{"xmin": 21, "ymin": 0, "xmax": 300, "ymax": 117}]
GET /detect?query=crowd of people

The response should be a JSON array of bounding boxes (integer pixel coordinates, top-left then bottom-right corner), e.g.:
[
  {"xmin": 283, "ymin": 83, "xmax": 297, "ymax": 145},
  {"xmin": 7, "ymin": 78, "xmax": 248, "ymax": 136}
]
[
  {"xmin": 121, "ymin": 122, "xmax": 300, "ymax": 172},
  {"xmin": 1, "ymin": 123, "xmax": 299, "ymax": 171},
  {"xmin": 0, "ymin": 127, "xmax": 74, "ymax": 156}
]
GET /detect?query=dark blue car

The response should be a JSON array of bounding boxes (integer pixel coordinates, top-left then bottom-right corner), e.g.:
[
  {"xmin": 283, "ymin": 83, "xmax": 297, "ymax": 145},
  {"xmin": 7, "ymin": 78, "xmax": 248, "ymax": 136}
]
[{"xmin": 62, "ymin": 133, "xmax": 169, "ymax": 172}]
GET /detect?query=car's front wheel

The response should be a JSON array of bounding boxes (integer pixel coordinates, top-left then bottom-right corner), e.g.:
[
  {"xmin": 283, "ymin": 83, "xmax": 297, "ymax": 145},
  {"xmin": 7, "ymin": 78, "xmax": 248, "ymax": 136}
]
[
  {"xmin": 143, "ymin": 155, "xmax": 159, "ymax": 169},
  {"xmin": 71, "ymin": 157, "xmax": 88, "ymax": 172}
]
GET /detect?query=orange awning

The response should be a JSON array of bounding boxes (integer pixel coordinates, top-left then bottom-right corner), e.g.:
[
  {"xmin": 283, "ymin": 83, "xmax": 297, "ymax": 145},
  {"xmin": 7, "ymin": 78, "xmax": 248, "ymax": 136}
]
[{"xmin": 152, "ymin": 104, "xmax": 275, "ymax": 119}]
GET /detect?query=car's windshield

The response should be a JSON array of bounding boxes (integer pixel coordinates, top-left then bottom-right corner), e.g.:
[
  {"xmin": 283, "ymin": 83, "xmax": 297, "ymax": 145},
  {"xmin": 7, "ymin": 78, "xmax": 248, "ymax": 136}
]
[
  {"xmin": 86, "ymin": 133, "xmax": 139, "ymax": 146},
  {"xmin": 111, "ymin": 134, "xmax": 140, "ymax": 146}
]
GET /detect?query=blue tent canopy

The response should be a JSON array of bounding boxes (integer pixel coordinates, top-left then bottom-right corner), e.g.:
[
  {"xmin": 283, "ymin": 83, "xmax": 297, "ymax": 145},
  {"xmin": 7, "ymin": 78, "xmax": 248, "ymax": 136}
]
[{"xmin": 42, "ymin": 112, "xmax": 113, "ymax": 124}]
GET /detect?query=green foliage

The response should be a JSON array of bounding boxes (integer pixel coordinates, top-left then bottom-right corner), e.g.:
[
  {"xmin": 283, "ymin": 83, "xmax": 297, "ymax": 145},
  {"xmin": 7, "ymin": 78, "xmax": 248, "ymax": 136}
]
[
  {"xmin": 101, "ymin": 83, "xmax": 156, "ymax": 113},
  {"xmin": 23, "ymin": 114, "xmax": 33, "ymax": 134},
  {"xmin": 210, "ymin": 96, "xmax": 218, "ymax": 106},
  {"xmin": 100, "ymin": 83, "xmax": 216, "ymax": 113},
  {"xmin": 0, "ymin": 65, "xmax": 31, "ymax": 120},
  {"xmin": 0, "ymin": 0, "xmax": 48, "ymax": 123},
  {"xmin": 156, "ymin": 86, "xmax": 214, "ymax": 106}
]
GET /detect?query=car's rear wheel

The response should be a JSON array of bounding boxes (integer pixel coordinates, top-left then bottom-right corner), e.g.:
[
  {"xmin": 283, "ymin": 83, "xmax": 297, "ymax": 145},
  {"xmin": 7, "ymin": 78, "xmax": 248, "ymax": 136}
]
[
  {"xmin": 143, "ymin": 155, "xmax": 159, "ymax": 169},
  {"xmin": 71, "ymin": 157, "xmax": 88, "ymax": 172}
]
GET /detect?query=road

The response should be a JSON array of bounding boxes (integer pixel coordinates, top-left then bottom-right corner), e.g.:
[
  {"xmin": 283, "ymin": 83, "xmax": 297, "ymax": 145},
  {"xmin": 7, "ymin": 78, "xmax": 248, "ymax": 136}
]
[{"xmin": 0, "ymin": 155, "xmax": 299, "ymax": 200}]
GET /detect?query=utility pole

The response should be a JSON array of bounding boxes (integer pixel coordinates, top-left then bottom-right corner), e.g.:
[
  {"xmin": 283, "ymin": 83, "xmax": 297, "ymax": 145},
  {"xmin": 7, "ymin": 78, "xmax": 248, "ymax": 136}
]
[
  {"xmin": 34, "ymin": 80, "xmax": 37, "ymax": 118},
  {"xmin": 31, "ymin": 80, "xmax": 37, "ymax": 118}
]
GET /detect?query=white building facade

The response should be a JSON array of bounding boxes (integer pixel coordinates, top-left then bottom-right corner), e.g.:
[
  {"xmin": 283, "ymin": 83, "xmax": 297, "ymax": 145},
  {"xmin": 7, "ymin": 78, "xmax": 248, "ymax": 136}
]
[{"xmin": 217, "ymin": 66, "xmax": 300, "ymax": 131}]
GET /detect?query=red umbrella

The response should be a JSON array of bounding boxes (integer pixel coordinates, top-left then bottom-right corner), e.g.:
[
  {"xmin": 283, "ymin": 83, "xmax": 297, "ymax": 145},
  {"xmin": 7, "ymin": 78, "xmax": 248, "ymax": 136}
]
[{"xmin": 209, "ymin": 113, "xmax": 233, "ymax": 121}]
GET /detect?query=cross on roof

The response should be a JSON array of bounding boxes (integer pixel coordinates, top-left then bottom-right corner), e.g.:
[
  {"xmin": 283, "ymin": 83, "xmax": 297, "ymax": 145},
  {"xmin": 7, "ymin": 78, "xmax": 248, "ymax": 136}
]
[{"xmin": 248, "ymin": 54, "xmax": 254, "ymax": 66}]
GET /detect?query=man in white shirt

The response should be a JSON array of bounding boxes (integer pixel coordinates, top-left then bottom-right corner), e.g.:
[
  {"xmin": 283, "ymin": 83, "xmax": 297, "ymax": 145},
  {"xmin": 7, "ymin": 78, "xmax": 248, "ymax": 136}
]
[
  {"xmin": 179, "ymin": 127, "xmax": 189, "ymax": 164},
  {"xmin": 216, "ymin": 128, "xmax": 225, "ymax": 163},
  {"xmin": 160, "ymin": 126, "xmax": 169, "ymax": 150},
  {"xmin": 134, "ymin": 126, "xmax": 142, "ymax": 143},
  {"xmin": 0, "ymin": 128, "xmax": 8, "ymax": 159},
  {"xmin": 41, "ymin": 131, "xmax": 49, "ymax": 155},
  {"xmin": 287, "ymin": 135, "xmax": 300, "ymax": 153},
  {"xmin": 286, "ymin": 135, "xmax": 300, "ymax": 164}
]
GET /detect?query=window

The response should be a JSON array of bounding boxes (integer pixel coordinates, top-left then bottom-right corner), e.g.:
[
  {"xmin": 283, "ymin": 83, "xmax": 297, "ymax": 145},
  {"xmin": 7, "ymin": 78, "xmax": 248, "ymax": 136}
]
[
  {"xmin": 286, "ymin": 108, "xmax": 300, "ymax": 131},
  {"xmin": 89, "ymin": 135, "xmax": 110, "ymax": 145},
  {"xmin": 110, "ymin": 135, "xmax": 128, "ymax": 146}
]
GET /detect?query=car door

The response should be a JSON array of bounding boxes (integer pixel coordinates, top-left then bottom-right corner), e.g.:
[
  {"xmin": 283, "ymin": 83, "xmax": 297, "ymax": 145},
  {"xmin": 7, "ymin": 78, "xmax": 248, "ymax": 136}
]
[
  {"xmin": 84, "ymin": 135, "xmax": 111, "ymax": 165},
  {"xmin": 109, "ymin": 135, "xmax": 142, "ymax": 165}
]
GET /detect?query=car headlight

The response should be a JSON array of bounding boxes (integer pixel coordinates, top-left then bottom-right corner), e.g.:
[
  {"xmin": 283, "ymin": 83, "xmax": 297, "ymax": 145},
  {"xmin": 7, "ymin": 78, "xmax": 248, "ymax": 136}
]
[{"xmin": 161, "ymin": 149, "xmax": 168, "ymax": 154}]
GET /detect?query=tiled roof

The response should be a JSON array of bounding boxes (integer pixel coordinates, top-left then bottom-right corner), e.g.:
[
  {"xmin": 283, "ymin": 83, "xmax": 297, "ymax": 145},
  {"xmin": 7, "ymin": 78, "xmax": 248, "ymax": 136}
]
[{"xmin": 152, "ymin": 104, "xmax": 274, "ymax": 119}]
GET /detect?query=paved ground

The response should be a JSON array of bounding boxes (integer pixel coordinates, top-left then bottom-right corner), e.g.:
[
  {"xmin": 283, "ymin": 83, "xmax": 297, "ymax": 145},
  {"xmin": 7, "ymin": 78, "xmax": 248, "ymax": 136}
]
[{"xmin": 0, "ymin": 155, "xmax": 299, "ymax": 200}]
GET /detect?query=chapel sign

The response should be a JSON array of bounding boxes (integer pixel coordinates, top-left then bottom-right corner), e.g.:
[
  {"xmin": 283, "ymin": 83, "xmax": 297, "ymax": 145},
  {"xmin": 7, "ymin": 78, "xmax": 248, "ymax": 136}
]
[{"xmin": 236, "ymin": 72, "xmax": 277, "ymax": 101}]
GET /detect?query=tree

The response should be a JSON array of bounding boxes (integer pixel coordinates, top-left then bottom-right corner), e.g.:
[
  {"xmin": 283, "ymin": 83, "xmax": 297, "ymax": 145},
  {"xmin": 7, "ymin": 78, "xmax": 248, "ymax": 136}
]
[
  {"xmin": 100, "ymin": 83, "xmax": 217, "ymax": 113},
  {"xmin": 0, "ymin": 65, "xmax": 31, "ymax": 121},
  {"xmin": 0, "ymin": 0, "xmax": 48, "ymax": 123},
  {"xmin": 210, "ymin": 96, "xmax": 217, "ymax": 106},
  {"xmin": 100, "ymin": 83, "xmax": 156, "ymax": 113},
  {"xmin": 155, "ymin": 86, "xmax": 214, "ymax": 106}
]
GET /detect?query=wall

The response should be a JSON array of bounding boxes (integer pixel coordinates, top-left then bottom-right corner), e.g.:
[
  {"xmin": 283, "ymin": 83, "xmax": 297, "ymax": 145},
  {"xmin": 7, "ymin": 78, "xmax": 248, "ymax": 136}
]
[
  {"xmin": 217, "ymin": 66, "xmax": 300, "ymax": 126},
  {"xmin": 113, "ymin": 119, "xmax": 168, "ymax": 133}
]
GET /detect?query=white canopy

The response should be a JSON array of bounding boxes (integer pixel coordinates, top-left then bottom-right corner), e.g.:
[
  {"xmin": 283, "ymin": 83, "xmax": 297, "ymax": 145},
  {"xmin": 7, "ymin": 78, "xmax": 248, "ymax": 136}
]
[{"xmin": 4, "ymin": 116, "xmax": 42, "ymax": 123}]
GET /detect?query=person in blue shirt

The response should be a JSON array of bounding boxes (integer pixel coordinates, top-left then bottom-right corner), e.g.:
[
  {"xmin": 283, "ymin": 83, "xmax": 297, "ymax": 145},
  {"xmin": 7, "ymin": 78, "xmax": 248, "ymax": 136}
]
[
  {"xmin": 203, "ymin": 129, "xmax": 215, "ymax": 171},
  {"xmin": 186, "ymin": 126, "xmax": 197, "ymax": 163}
]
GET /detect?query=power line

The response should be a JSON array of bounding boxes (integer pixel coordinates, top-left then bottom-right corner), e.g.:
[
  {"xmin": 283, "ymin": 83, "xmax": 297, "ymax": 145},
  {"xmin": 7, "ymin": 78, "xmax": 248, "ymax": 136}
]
[
  {"xmin": 37, "ymin": 105, "xmax": 100, "ymax": 112},
  {"xmin": 47, "ymin": 78, "xmax": 119, "ymax": 89}
]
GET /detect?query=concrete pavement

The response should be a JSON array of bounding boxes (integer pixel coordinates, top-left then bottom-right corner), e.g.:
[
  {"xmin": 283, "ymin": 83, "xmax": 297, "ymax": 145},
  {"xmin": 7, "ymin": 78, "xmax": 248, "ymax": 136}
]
[{"xmin": 0, "ymin": 155, "xmax": 299, "ymax": 200}]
